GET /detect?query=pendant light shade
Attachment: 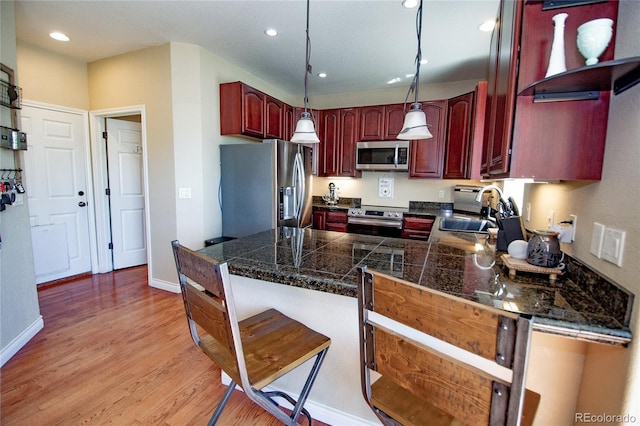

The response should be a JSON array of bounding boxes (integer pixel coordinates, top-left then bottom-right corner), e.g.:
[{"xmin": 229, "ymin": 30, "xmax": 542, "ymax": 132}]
[
  {"xmin": 291, "ymin": 0, "xmax": 320, "ymax": 144},
  {"xmin": 398, "ymin": 0, "xmax": 433, "ymax": 141},
  {"xmin": 291, "ymin": 112, "xmax": 320, "ymax": 143},
  {"xmin": 398, "ymin": 102, "xmax": 433, "ymax": 139}
]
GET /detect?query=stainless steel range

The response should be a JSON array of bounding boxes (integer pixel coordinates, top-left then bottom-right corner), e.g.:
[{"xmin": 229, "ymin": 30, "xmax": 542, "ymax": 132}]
[{"xmin": 347, "ymin": 205, "xmax": 407, "ymax": 237}]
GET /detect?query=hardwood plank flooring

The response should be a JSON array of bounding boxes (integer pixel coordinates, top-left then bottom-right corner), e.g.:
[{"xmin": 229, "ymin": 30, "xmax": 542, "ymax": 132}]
[{"xmin": 1, "ymin": 266, "xmax": 329, "ymax": 426}]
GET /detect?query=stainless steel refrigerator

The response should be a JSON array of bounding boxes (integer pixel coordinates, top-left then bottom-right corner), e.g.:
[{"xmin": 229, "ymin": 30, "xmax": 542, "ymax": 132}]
[{"xmin": 220, "ymin": 139, "xmax": 314, "ymax": 238}]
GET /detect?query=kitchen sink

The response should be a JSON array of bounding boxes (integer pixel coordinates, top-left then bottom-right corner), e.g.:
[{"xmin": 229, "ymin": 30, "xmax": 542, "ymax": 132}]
[{"xmin": 439, "ymin": 217, "xmax": 495, "ymax": 233}]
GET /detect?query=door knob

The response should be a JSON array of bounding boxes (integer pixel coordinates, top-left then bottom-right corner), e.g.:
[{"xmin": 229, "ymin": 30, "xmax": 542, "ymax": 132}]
[
  {"xmin": 78, "ymin": 201, "xmax": 87, "ymax": 207},
  {"xmin": 78, "ymin": 191, "xmax": 85, "ymax": 196}
]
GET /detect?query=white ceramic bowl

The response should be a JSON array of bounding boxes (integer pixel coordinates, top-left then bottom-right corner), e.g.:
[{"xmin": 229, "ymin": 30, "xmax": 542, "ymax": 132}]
[
  {"xmin": 577, "ymin": 18, "xmax": 613, "ymax": 66},
  {"xmin": 507, "ymin": 240, "xmax": 529, "ymax": 260}
]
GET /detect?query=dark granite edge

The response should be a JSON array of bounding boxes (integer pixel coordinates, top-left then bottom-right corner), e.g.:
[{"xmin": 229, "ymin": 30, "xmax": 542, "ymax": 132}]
[
  {"xmin": 228, "ymin": 264, "xmax": 357, "ymax": 297},
  {"xmin": 533, "ymin": 316, "xmax": 632, "ymax": 345}
]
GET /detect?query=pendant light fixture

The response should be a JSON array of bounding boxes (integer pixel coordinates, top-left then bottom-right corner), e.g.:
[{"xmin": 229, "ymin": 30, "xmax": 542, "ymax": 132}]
[
  {"xmin": 398, "ymin": 0, "xmax": 433, "ymax": 140},
  {"xmin": 291, "ymin": 0, "xmax": 320, "ymax": 143}
]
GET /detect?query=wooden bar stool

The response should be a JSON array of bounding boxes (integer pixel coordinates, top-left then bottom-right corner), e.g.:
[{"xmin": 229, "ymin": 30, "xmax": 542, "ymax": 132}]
[
  {"xmin": 357, "ymin": 266, "xmax": 540, "ymax": 426},
  {"xmin": 172, "ymin": 241, "xmax": 331, "ymax": 425}
]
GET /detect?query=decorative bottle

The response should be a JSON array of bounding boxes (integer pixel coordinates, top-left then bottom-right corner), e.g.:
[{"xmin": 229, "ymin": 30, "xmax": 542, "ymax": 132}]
[{"xmin": 545, "ymin": 13, "xmax": 569, "ymax": 78}]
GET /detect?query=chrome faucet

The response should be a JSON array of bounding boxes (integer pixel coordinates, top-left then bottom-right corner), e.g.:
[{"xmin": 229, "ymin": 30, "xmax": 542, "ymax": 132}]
[
  {"xmin": 475, "ymin": 184, "xmax": 504, "ymax": 203},
  {"xmin": 475, "ymin": 184, "xmax": 505, "ymax": 221}
]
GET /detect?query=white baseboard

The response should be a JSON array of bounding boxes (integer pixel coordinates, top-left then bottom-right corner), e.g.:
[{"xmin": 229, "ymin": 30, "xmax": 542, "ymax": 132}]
[
  {"xmin": 221, "ymin": 373, "xmax": 378, "ymax": 426},
  {"xmin": 1, "ymin": 316, "xmax": 44, "ymax": 367},
  {"xmin": 149, "ymin": 277, "xmax": 180, "ymax": 293}
]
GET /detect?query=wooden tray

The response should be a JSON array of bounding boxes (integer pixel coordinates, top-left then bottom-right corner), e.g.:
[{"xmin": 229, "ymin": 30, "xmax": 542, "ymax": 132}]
[{"xmin": 501, "ymin": 254, "xmax": 564, "ymax": 284}]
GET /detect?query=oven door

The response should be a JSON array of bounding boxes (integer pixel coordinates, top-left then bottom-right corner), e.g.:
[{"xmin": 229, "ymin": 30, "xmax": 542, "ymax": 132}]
[{"xmin": 347, "ymin": 217, "xmax": 403, "ymax": 238}]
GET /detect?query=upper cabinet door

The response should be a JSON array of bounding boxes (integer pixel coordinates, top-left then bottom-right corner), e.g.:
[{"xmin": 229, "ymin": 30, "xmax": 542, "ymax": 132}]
[
  {"xmin": 264, "ymin": 95, "xmax": 284, "ymax": 139},
  {"xmin": 384, "ymin": 104, "xmax": 406, "ymax": 140},
  {"xmin": 320, "ymin": 109, "xmax": 340, "ymax": 177},
  {"xmin": 241, "ymin": 85, "xmax": 265, "ymax": 138},
  {"xmin": 339, "ymin": 108, "xmax": 361, "ymax": 177},
  {"xmin": 409, "ymin": 100, "xmax": 447, "ymax": 178},
  {"xmin": 443, "ymin": 92, "xmax": 473, "ymax": 179},
  {"xmin": 359, "ymin": 105, "xmax": 385, "ymax": 141}
]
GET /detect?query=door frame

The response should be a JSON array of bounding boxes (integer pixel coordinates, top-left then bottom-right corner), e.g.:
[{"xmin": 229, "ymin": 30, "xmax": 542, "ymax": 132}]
[
  {"xmin": 89, "ymin": 105, "xmax": 151, "ymax": 275},
  {"xmin": 22, "ymin": 100, "xmax": 100, "ymax": 276}
]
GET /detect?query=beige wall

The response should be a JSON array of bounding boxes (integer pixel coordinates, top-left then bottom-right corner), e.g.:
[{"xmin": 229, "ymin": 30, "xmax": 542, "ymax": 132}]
[
  {"xmin": 523, "ymin": 0, "xmax": 640, "ymax": 420},
  {"xmin": 0, "ymin": 0, "xmax": 41, "ymax": 361},
  {"xmin": 17, "ymin": 42, "xmax": 89, "ymax": 110},
  {"xmin": 87, "ymin": 44, "xmax": 176, "ymax": 285}
]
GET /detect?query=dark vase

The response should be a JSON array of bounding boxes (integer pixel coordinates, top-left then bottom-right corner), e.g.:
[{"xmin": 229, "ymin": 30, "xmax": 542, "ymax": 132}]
[{"xmin": 527, "ymin": 230, "xmax": 562, "ymax": 268}]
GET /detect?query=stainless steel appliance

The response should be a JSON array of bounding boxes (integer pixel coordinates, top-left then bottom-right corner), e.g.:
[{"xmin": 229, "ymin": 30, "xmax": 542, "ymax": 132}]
[
  {"xmin": 220, "ymin": 139, "xmax": 313, "ymax": 238},
  {"xmin": 356, "ymin": 141, "xmax": 409, "ymax": 171},
  {"xmin": 347, "ymin": 205, "xmax": 406, "ymax": 238},
  {"xmin": 453, "ymin": 185, "xmax": 484, "ymax": 214}
]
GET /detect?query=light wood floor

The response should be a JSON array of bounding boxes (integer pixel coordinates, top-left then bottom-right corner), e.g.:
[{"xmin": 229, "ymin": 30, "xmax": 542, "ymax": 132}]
[{"xmin": 1, "ymin": 266, "xmax": 329, "ymax": 426}]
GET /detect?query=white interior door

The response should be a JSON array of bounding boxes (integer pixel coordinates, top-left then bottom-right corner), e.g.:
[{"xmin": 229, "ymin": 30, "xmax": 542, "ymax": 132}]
[
  {"xmin": 106, "ymin": 118, "xmax": 147, "ymax": 269},
  {"xmin": 22, "ymin": 105, "xmax": 92, "ymax": 283}
]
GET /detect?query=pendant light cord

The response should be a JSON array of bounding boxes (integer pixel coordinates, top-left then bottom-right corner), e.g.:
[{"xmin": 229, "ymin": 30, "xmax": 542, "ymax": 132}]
[
  {"xmin": 303, "ymin": 0, "xmax": 312, "ymax": 114},
  {"xmin": 404, "ymin": 0, "xmax": 423, "ymax": 109}
]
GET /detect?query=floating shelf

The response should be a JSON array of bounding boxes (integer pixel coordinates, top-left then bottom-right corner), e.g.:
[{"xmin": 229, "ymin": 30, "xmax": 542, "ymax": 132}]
[{"xmin": 518, "ymin": 56, "xmax": 640, "ymax": 101}]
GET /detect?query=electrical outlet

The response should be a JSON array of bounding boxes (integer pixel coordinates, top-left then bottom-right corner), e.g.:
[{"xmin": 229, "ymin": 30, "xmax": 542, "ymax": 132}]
[
  {"xmin": 569, "ymin": 214, "xmax": 577, "ymax": 241},
  {"xmin": 438, "ymin": 189, "xmax": 445, "ymax": 199},
  {"xmin": 548, "ymin": 210, "xmax": 555, "ymax": 228},
  {"xmin": 178, "ymin": 187, "xmax": 192, "ymax": 199},
  {"xmin": 526, "ymin": 203, "xmax": 531, "ymax": 222}
]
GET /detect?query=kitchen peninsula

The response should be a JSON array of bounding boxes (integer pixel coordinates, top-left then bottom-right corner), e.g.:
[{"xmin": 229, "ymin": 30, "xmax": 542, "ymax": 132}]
[{"xmin": 199, "ymin": 224, "xmax": 633, "ymax": 425}]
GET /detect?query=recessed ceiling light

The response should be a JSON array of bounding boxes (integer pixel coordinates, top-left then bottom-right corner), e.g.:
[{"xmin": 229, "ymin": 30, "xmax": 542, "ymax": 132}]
[
  {"xmin": 387, "ymin": 78, "xmax": 402, "ymax": 84},
  {"xmin": 402, "ymin": 0, "xmax": 418, "ymax": 8},
  {"xmin": 264, "ymin": 28, "xmax": 278, "ymax": 37},
  {"xmin": 405, "ymin": 73, "xmax": 414, "ymax": 79},
  {"xmin": 420, "ymin": 58, "xmax": 428, "ymax": 65},
  {"xmin": 478, "ymin": 20, "xmax": 496, "ymax": 32},
  {"xmin": 317, "ymin": 72, "xmax": 327, "ymax": 78},
  {"xmin": 49, "ymin": 32, "xmax": 70, "ymax": 42}
]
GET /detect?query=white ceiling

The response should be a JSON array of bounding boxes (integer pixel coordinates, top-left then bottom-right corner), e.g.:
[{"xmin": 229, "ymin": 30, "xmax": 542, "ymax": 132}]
[{"xmin": 14, "ymin": 0, "xmax": 499, "ymax": 97}]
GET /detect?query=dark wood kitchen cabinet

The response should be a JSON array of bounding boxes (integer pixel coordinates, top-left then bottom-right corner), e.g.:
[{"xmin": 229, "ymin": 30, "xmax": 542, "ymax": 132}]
[
  {"xmin": 319, "ymin": 108, "xmax": 361, "ymax": 177},
  {"xmin": 402, "ymin": 216, "xmax": 435, "ymax": 240},
  {"xmin": 220, "ymin": 81, "xmax": 284, "ymax": 140},
  {"xmin": 359, "ymin": 104, "xmax": 406, "ymax": 141},
  {"xmin": 443, "ymin": 91, "xmax": 474, "ymax": 179},
  {"xmin": 443, "ymin": 81, "xmax": 488, "ymax": 180},
  {"xmin": 312, "ymin": 209, "xmax": 326, "ymax": 230},
  {"xmin": 312, "ymin": 208, "xmax": 348, "ymax": 232},
  {"xmin": 482, "ymin": 0, "xmax": 619, "ymax": 180},
  {"xmin": 408, "ymin": 100, "xmax": 448, "ymax": 178}
]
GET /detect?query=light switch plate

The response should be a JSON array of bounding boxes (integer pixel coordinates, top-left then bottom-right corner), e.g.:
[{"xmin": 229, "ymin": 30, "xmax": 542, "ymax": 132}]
[
  {"xmin": 590, "ymin": 222, "xmax": 605, "ymax": 258},
  {"xmin": 601, "ymin": 227, "xmax": 625, "ymax": 266}
]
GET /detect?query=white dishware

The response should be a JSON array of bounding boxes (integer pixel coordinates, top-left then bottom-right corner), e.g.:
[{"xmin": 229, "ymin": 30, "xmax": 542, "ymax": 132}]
[
  {"xmin": 577, "ymin": 18, "xmax": 613, "ymax": 66},
  {"xmin": 507, "ymin": 240, "xmax": 529, "ymax": 260},
  {"xmin": 546, "ymin": 13, "xmax": 568, "ymax": 77}
]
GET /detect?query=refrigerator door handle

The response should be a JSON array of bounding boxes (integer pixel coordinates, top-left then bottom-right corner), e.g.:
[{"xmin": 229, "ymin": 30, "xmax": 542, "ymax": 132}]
[{"xmin": 294, "ymin": 152, "xmax": 305, "ymax": 221}]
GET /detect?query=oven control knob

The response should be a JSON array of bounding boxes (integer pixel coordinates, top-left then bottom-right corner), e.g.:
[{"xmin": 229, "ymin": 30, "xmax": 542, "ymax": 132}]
[
  {"xmin": 394, "ymin": 212, "xmax": 400, "ymax": 217},
  {"xmin": 359, "ymin": 210, "xmax": 364, "ymax": 215}
]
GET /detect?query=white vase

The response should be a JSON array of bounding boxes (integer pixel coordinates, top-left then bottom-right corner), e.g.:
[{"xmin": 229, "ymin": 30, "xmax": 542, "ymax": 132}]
[
  {"xmin": 545, "ymin": 13, "xmax": 569, "ymax": 78},
  {"xmin": 577, "ymin": 18, "xmax": 614, "ymax": 66}
]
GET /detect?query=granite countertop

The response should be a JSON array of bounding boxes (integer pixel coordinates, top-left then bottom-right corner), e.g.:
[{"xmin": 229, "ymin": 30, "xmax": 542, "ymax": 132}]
[{"xmin": 199, "ymin": 223, "xmax": 633, "ymax": 346}]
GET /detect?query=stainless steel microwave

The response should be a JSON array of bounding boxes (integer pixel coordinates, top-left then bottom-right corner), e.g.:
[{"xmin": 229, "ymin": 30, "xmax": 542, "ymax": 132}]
[{"xmin": 355, "ymin": 141, "xmax": 410, "ymax": 171}]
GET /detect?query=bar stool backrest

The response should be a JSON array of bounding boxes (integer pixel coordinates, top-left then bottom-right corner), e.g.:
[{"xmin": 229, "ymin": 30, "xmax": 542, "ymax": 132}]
[{"xmin": 357, "ymin": 267, "xmax": 538, "ymax": 426}]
